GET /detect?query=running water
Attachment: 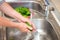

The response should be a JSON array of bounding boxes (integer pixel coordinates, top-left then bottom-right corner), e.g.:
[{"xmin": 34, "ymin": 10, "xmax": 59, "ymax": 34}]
[
  {"xmin": 33, "ymin": 29, "xmax": 40, "ymax": 40},
  {"xmin": 33, "ymin": 29, "xmax": 47, "ymax": 40},
  {"xmin": 25, "ymin": 32, "xmax": 32, "ymax": 40},
  {"xmin": 25, "ymin": 9, "xmax": 45, "ymax": 40}
]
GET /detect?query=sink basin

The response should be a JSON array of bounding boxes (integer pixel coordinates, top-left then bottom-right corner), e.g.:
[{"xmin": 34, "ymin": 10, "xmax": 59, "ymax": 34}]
[
  {"xmin": 4, "ymin": 1, "xmax": 58, "ymax": 40},
  {"xmin": 6, "ymin": 19, "xmax": 58, "ymax": 40}
]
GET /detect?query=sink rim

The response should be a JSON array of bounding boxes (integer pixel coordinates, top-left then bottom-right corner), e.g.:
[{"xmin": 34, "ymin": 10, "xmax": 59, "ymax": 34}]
[{"xmin": 6, "ymin": 0, "xmax": 41, "ymax": 5}]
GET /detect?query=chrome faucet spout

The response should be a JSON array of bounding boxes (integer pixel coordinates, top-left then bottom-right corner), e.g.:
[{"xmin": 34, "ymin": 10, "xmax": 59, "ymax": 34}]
[
  {"xmin": 44, "ymin": 0, "xmax": 50, "ymax": 18},
  {"xmin": 43, "ymin": 0, "xmax": 50, "ymax": 6}
]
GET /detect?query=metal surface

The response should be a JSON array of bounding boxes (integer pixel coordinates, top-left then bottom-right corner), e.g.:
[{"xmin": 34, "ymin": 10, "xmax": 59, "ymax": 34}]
[
  {"xmin": 6, "ymin": 19, "xmax": 58, "ymax": 40},
  {"xmin": 3, "ymin": 1, "xmax": 58, "ymax": 40},
  {"xmin": 46, "ymin": 0, "xmax": 60, "ymax": 39},
  {"xmin": 32, "ymin": 19, "xmax": 58, "ymax": 40}
]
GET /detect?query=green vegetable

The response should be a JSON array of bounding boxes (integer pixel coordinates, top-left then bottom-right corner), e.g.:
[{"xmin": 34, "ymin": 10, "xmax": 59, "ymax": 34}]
[
  {"xmin": 25, "ymin": 22, "xmax": 32, "ymax": 31},
  {"xmin": 25, "ymin": 22, "xmax": 31, "ymax": 26},
  {"xmin": 15, "ymin": 6, "xmax": 31, "ymax": 18}
]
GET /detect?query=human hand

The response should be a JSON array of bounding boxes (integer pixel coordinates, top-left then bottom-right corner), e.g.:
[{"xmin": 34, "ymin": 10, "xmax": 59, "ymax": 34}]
[
  {"xmin": 17, "ymin": 17, "xmax": 36, "ymax": 32},
  {"xmin": 16, "ymin": 22, "xmax": 34, "ymax": 32}
]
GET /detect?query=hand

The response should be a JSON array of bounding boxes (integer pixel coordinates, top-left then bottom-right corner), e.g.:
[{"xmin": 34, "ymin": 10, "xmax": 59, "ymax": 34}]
[
  {"xmin": 18, "ymin": 17, "xmax": 36, "ymax": 32},
  {"xmin": 17, "ymin": 22, "xmax": 33, "ymax": 32}
]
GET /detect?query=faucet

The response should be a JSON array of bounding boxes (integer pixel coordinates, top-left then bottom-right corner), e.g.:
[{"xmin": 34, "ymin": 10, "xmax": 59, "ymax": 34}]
[
  {"xmin": 37, "ymin": 0, "xmax": 50, "ymax": 18},
  {"xmin": 43, "ymin": 0, "xmax": 50, "ymax": 5},
  {"xmin": 44, "ymin": 0, "xmax": 50, "ymax": 19}
]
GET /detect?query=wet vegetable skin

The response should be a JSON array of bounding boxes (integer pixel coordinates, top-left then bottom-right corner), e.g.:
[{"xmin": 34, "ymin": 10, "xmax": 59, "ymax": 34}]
[{"xmin": 25, "ymin": 22, "xmax": 32, "ymax": 31}]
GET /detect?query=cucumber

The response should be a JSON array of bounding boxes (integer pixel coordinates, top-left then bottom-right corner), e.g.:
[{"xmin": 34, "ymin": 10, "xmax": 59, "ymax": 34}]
[{"xmin": 25, "ymin": 22, "xmax": 32, "ymax": 31}]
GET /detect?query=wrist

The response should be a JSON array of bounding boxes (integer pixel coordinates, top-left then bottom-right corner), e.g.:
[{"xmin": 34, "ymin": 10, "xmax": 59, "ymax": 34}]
[
  {"xmin": 13, "ymin": 11, "xmax": 23, "ymax": 21},
  {"xmin": 9, "ymin": 22, "xmax": 19, "ymax": 28}
]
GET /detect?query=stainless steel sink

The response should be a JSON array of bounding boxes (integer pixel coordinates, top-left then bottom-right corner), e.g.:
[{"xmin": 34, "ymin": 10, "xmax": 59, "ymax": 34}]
[
  {"xmin": 3, "ymin": 1, "xmax": 58, "ymax": 40},
  {"xmin": 6, "ymin": 19, "xmax": 58, "ymax": 40}
]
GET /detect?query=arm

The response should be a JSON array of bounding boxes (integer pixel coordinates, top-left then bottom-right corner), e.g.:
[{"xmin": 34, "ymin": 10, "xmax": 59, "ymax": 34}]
[
  {"xmin": 0, "ymin": 16, "xmax": 30, "ymax": 32},
  {"xmin": 0, "ymin": 2, "xmax": 23, "ymax": 21},
  {"xmin": 0, "ymin": 2, "xmax": 36, "ymax": 31},
  {"xmin": 0, "ymin": 16, "xmax": 18, "ymax": 28}
]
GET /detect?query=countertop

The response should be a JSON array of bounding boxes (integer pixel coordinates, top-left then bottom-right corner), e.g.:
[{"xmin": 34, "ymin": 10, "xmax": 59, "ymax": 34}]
[{"xmin": 51, "ymin": 0, "xmax": 60, "ymax": 13}]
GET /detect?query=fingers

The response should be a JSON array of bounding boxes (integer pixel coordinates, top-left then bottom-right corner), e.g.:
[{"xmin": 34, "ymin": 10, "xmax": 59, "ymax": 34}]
[
  {"xmin": 24, "ymin": 29, "xmax": 30, "ymax": 32},
  {"xmin": 16, "ymin": 17, "xmax": 36, "ymax": 32},
  {"xmin": 19, "ymin": 22, "xmax": 32, "ymax": 32},
  {"xmin": 31, "ymin": 23, "xmax": 36, "ymax": 32},
  {"xmin": 25, "ymin": 20, "xmax": 36, "ymax": 32},
  {"xmin": 25, "ymin": 22, "xmax": 36, "ymax": 32},
  {"xmin": 32, "ymin": 23, "xmax": 36, "ymax": 30}
]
